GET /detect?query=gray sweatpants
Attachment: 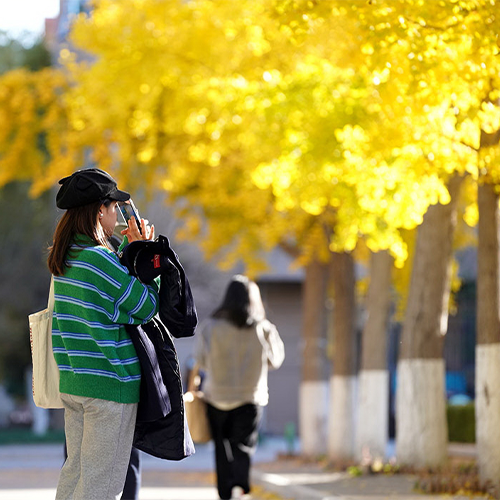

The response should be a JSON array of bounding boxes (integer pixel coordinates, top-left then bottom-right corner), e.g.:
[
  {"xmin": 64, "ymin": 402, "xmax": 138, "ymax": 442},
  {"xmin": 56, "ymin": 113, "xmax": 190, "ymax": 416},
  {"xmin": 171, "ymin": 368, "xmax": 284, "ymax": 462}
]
[{"xmin": 56, "ymin": 393, "xmax": 138, "ymax": 500}]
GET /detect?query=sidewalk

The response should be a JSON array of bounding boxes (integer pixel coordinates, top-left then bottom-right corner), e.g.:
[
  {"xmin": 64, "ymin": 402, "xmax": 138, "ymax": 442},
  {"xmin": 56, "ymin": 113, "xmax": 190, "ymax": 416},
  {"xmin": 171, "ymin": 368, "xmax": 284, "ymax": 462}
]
[
  {"xmin": 0, "ymin": 438, "xmax": 489, "ymax": 500},
  {"xmin": 252, "ymin": 442, "xmax": 487, "ymax": 500},
  {"xmin": 0, "ymin": 437, "xmax": 287, "ymax": 500}
]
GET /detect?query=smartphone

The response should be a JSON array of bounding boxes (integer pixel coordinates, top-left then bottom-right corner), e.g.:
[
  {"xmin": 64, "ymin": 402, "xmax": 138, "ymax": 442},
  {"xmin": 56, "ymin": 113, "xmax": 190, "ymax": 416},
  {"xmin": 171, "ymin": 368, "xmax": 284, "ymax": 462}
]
[{"xmin": 118, "ymin": 200, "xmax": 142, "ymax": 234}]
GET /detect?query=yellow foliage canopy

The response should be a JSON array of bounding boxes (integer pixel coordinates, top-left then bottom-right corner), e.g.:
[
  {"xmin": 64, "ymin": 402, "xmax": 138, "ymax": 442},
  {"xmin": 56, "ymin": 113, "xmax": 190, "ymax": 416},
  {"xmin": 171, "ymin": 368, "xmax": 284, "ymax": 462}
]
[
  {"xmin": 1, "ymin": 0, "xmax": 499, "ymax": 271},
  {"xmin": 0, "ymin": 67, "xmax": 78, "ymax": 195}
]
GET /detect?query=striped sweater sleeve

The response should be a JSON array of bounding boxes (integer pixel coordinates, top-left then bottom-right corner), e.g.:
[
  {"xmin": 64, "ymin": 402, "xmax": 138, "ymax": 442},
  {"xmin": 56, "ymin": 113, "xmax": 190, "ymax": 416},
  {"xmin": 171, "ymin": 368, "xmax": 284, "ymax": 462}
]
[{"xmin": 72, "ymin": 244, "xmax": 159, "ymax": 325}]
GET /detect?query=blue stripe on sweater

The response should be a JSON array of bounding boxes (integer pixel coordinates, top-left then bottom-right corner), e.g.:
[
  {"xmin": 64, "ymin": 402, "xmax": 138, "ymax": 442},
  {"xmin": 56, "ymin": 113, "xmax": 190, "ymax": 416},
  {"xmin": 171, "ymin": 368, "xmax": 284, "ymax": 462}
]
[
  {"xmin": 146, "ymin": 285, "xmax": 158, "ymax": 320},
  {"xmin": 68, "ymin": 261, "xmax": 121, "ymax": 289},
  {"xmin": 113, "ymin": 279, "xmax": 135, "ymax": 323},
  {"xmin": 120, "ymin": 285, "xmax": 157, "ymax": 324},
  {"xmin": 54, "ymin": 276, "xmax": 115, "ymax": 302},
  {"xmin": 76, "ymin": 245, "xmax": 128, "ymax": 274},
  {"xmin": 52, "ymin": 348, "xmax": 138, "ymax": 365},
  {"xmin": 53, "ymin": 330, "xmax": 134, "ymax": 349},
  {"xmin": 55, "ymin": 294, "xmax": 113, "ymax": 320},
  {"xmin": 129, "ymin": 287, "xmax": 147, "ymax": 316},
  {"xmin": 58, "ymin": 365, "xmax": 141, "ymax": 382},
  {"xmin": 124, "ymin": 286, "xmax": 150, "ymax": 324},
  {"xmin": 54, "ymin": 313, "xmax": 118, "ymax": 330}
]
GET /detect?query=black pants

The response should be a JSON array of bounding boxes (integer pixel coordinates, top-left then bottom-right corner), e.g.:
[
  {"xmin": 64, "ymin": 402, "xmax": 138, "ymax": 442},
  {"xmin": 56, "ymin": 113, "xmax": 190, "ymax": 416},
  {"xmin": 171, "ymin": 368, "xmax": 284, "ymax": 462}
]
[
  {"xmin": 121, "ymin": 446, "xmax": 141, "ymax": 500},
  {"xmin": 206, "ymin": 403, "xmax": 262, "ymax": 500}
]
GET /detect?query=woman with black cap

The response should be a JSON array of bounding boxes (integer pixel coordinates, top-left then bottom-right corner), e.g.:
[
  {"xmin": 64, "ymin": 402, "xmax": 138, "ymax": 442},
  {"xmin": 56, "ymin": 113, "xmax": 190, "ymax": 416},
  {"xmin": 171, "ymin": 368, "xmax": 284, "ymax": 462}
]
[{"xmin": 48, "ymin": 168, "xmax": 157, "ymax": 500}]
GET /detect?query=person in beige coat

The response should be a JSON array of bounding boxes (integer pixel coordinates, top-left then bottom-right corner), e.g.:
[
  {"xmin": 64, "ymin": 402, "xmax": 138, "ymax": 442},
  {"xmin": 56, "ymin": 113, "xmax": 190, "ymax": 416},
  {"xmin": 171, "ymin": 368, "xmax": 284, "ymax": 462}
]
[{"xmin": 195, "ymin": 275, "xmax": 285, "ymax": 500}]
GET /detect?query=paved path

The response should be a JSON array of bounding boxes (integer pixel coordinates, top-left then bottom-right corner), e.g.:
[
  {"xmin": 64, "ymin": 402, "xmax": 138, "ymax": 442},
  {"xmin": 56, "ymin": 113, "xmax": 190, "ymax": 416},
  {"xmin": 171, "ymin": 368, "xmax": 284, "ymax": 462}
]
[
  {"xmin": 0, "ymin": 439, "xmax": 489, "ymax": 500},
  {"xmin": 0, "ymin": 485, "xmax": 220, "ymax": 500},
  {"xmin": 250, "ymin": 443, "xmax": 487, "ymax": 500},
  {"xmin": 0, "ymin": 438, "xmax": 286, "ymax": 500}
]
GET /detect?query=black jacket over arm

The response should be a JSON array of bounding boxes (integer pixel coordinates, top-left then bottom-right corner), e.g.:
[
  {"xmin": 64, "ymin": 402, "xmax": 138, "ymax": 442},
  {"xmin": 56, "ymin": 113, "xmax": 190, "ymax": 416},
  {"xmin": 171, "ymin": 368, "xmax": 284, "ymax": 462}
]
[{"xmin": 120, "ymin": 235, "xmax": 198, "ymax": 461}]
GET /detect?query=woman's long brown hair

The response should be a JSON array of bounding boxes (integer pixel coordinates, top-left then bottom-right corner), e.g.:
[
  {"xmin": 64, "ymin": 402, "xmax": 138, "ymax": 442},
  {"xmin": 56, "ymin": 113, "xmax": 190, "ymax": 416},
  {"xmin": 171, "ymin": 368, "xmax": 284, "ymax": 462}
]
[
  {"xmin": 48, "ymin": 200, "xmax": 112, "ymax": 276},
  {"xmin": 212, "ymin": 275, "xmax": 266, "ymax": 328}
]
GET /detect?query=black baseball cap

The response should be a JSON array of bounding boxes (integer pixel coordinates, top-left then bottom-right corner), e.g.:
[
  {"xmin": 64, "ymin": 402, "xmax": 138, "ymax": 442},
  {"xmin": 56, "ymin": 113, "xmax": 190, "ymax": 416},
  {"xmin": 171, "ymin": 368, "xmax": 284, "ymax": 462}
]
[{"xmin": 56, "ymin": 168, "xmax": 130, "ymax": 209}]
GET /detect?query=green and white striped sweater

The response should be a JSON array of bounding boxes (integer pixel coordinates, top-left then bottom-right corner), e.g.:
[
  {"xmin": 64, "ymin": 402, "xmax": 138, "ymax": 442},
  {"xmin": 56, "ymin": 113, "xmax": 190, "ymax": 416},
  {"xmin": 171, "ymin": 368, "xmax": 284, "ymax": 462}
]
[{"xmin": 52, "ymin": 234, "xmax": 159, "ymax": 404}]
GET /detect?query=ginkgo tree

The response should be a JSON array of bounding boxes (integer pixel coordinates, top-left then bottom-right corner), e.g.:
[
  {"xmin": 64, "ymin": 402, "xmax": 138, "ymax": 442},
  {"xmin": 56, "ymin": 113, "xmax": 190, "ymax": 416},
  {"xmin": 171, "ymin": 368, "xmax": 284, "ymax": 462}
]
[
  {"xmin": 2, "ymin": 0, "xmax": 500, "ymax": 481},
  {"xmin": 65, "ymin": 0, "xmax": 500, "ymax": 476},
  {"xmin": 61, "ymin": 0, "xmax": 450, "ymax": 265},
  {"xmin": 302, "ymin": 0, "xmax": 500, "ymax": 486},
  {"xmin": 0, "ymin": 0, "xmax": 467, "ymax": 458},
  {"xmin": 0, "ymin": 67, "xmax": 76, "ymax": 192},
  {"xmin": 57, "ymin": 0, "xmax": 467, "ymax": 463}
]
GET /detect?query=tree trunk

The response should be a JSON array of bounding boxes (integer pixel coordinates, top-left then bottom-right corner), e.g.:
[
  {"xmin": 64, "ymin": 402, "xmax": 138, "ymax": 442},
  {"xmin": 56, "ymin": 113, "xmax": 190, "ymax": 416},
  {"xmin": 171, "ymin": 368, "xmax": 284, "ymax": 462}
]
[
  {"xmin": 356, "ymin": 250, "xmax": 393, "ymax": 460},
  {"xmin": 476, "ymin": 181, "xmax": 500, "ymax": 495},
  {"xmin": 299, "ymin": 260, "xmax": 330, "ymax": 456},
  {"xmin": 396, "ymin": 175, "xmax": 462, "ymax": 467},
  {"xmin": 328, "ymin": 251, "xmax": 357, "ymax": 461}
]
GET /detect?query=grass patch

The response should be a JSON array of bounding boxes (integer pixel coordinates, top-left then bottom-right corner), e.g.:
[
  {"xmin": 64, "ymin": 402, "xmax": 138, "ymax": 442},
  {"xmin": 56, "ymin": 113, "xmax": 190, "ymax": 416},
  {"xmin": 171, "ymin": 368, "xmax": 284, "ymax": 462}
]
[
  {"xmin": 447, "ymin": 404, "xmax": 475, "ymax": 443},
  {"xmin": 0, "ymin": 427, "xmax": 65, "ymax": 445}
]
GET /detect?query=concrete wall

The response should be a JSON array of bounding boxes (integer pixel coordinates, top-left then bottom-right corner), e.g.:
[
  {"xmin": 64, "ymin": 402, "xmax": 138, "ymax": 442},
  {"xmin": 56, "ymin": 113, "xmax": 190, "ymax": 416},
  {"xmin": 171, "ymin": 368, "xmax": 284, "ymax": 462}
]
[{"xmin": 259, "ymin": 281, "xmax": 303, "ymax": 435}]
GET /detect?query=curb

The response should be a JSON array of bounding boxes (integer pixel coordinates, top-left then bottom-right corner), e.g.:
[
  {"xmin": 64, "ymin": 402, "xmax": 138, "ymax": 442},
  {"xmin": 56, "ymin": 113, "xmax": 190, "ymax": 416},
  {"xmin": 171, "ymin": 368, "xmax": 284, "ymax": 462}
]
[{"xmin": 252, "ymin": 470, "xmax": 343, "ymax": 500}]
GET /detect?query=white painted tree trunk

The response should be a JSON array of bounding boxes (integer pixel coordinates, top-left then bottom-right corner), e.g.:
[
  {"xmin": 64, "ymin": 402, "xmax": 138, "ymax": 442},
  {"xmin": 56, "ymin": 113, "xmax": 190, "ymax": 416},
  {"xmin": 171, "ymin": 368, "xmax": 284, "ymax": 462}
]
[
  {"xmin": 299, "ymin": 260, "xmax": 329, "ymax": 457},
  {"xmin": 328, "ymin": 375, "xmax": 357, "ymax": 460},
  {"xmin": 356, "ymin": 370, "xmax": 388, "ymax": 460},
  {"xmin": 396, "ymin": 176, "xmax": 462, "ymax": 468},
  {"xmin": 356, "ymin": 250, "xmax": 392, "ymax": 461},
  {"xmin": 396, "ymin": 359, "xmax": 447, "ymax": 466},
  {"xmin": 476, "ymin": 181, "xmax": 500, "ymax": 495},
  {"xmin": 476, "ymin": 344, "xmax": 500, "ymax": 493},
  {"xmin": 328, "ymin": 252, "xmax": 357, "ymax": 462},
  {"xmin": 299, "ymin": 380, "xmax": 329, "ymax": 455}
]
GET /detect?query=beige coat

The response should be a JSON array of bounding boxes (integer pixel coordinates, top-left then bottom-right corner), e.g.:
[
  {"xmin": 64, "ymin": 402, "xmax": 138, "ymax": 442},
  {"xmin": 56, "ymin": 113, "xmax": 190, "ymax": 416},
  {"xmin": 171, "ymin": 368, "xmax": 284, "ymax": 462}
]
[{"xmin": 195, "ymin": 318, "xmax": 285, "ymax": 408}]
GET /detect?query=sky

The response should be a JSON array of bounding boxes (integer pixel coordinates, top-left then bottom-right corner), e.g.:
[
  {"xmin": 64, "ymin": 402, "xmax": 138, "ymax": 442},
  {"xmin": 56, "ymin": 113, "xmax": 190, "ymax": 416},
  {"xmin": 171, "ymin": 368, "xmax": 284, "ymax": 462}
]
[{"xmin": 0, "ymin": 0, "xmax": 60, "ymax": 39}]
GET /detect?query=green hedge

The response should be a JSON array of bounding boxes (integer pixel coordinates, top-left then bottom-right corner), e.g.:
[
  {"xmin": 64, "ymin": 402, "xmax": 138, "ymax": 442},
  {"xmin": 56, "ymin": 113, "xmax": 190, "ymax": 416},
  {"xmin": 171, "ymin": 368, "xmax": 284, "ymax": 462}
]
[
  {"xmin": 0, "ymin": 428, "xmax": 65, "ymax": 445},
  {"xmin": 447, "ymin": 404, "xmax": 475, "ymax": 443}
]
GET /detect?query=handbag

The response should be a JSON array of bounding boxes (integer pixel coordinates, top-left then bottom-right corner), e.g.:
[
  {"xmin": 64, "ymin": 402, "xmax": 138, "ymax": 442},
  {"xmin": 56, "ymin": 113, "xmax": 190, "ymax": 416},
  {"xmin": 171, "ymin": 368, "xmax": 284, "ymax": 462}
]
[
  {"xmin": 183, "ymin": 364, "xmax": 211, "ymax": 443},
  {"xmin": 28, "ymin": 277, "xmax": 63, "ymax": 409}
]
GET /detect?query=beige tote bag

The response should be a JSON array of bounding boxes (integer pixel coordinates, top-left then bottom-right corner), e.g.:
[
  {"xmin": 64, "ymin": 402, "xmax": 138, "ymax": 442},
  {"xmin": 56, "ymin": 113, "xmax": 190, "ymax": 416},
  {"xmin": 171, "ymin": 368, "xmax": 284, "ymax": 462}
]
[
  {"xmin": 184, "ymin": 363, "xmax": 211, "ymax": 443},
  {"xmin": 29, "ymin": 277, "xmax": 63, "ymax": 409}
]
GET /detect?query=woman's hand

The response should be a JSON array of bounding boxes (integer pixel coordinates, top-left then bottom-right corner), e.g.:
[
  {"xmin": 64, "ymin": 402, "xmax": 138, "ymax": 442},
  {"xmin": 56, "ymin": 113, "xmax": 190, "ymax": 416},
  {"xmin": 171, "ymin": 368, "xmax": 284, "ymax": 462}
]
[{"xmin": 120, "ymin": 218, "xmax": 155, "ymax": 242}]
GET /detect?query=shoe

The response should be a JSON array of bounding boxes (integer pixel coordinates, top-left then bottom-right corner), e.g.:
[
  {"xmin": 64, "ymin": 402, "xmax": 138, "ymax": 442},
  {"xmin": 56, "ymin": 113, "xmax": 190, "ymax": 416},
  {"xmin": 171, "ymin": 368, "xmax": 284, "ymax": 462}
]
[
  {"xmin": 231, "ymin": 486, "xmax": 252, "ymax": 499},
  {"xmin": 231, "ymin": 486, "xmax": 243, "ymax": 499}
]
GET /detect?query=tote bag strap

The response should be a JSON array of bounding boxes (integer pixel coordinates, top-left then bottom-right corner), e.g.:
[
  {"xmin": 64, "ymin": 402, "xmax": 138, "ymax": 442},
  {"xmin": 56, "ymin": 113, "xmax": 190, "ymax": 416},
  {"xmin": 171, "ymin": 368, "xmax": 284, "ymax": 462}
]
[
  {"xmin": 187, "ymin": 362, "xmax": 201, "ymax": 392},
  {"xmin": 48, "ymin": 276, "xmax": 55, "ymax": 313}
]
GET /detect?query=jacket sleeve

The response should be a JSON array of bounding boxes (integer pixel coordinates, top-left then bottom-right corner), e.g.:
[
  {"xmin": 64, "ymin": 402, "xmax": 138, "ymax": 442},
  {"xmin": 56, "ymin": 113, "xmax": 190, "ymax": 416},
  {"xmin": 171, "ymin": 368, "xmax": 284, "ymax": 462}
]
[
  {"xmin": 258, "ymin": 320, "xmax": 285, "ymax": 370},
  {"xmin": 158, "ymin": 242, "xmax": 197, "ymax": 338}
]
